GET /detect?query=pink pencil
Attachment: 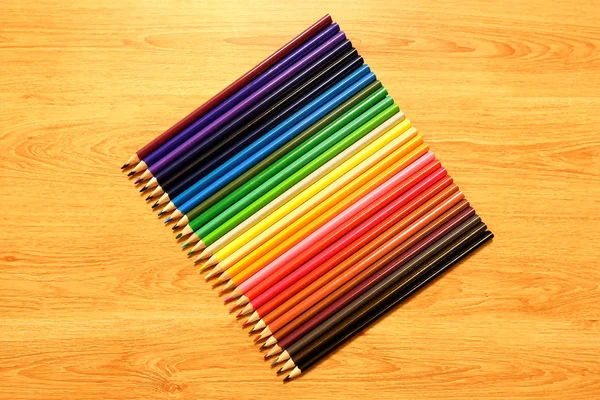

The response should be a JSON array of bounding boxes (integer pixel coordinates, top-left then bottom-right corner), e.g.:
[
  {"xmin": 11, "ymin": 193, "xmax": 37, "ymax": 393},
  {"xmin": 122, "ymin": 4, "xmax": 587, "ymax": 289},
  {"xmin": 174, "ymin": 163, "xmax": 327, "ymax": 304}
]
[{"xmin": 235, "ymin": 151, "xmax": 436, "ymax": 295}]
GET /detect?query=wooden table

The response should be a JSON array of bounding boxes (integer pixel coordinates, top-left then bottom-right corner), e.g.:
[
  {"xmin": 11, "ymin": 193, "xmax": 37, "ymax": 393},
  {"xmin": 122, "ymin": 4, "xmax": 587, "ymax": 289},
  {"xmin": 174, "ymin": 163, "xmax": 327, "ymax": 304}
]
[{"xmin": 2, "ymin": 1, "xmax": 599, "ymax": 399}]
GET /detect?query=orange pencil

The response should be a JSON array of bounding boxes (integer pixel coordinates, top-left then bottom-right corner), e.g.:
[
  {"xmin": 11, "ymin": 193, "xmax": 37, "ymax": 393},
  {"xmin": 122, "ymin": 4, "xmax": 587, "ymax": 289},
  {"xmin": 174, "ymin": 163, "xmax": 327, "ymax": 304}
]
[
  {"xmin": 218, "ymin": 142, "xmax": 429, "ymax": 288},
  {"xmin": 253, "ymin": 189, "xmax": 465, "ymax": 337},
  {"xmin": 248, "ymin": 182, "xmax": 462, "ymax": 335}
]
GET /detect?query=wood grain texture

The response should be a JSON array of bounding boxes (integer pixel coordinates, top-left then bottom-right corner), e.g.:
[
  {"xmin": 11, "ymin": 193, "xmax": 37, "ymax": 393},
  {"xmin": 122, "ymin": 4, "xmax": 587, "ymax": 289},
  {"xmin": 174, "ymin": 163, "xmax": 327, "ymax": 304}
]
[{"xmin": 1, "ymin": 1, "xmax": 599, "ymax": 398}]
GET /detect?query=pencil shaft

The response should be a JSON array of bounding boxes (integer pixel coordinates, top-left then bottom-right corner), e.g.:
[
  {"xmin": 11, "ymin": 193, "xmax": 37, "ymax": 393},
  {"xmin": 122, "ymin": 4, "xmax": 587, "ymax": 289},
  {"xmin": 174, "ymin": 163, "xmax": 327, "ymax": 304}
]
[
  {"xmin": 162, "ymin": 53, "xmax": 364, "ymax": 200},
  {"xmin": 135, "ymin": 15, "xmax": 332, "ymax": 159},
  {"xmin": 294, "ymin": 230, "xmax": 494, "ymax": 374},
  {"xmin": 155, "ymin": 41, "xmax": 356, "ymax": 187},
  {"xmin": 145, "ymin": 23, "xmax": 342, "ymax": 168}
]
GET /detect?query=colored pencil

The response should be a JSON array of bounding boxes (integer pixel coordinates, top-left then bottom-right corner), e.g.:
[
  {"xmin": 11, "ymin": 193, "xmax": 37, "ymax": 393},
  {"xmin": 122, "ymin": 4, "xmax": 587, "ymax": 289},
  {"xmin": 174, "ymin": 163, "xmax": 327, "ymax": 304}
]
[
  {"xmin": 244, "ymin": 178, "xmax": 459, "ymax": 327},
  {"xmin": 176, "ymin": 86, "xmax": 390, "ymax": 230},
  {"xmin": 226, "ymin": 148, "xmax": 439, "ymax": 295},
  {"xmin": 122, "ymin": 15, "xmax": 333, "ymax": 169},
  {"xmin": 184, "ymin": 99, "xmax": 398, "ymax": 246},
  {"xmin": 145, "ymin": 40, "xmax": 357, "ymax": 193},
  {"xmin": 281, "ymin": 229, "xmax": 494, "ymax": 381},
  {"xmin": 160, "ymin": 64, "xmax": 374, "ymax": 216},
  {"xmin": 142, "ymin": 28, "xmax": 346, "ymax": 184},
  {"xmin": 266, "ymin": 207, "xmax": 477, "ymax": 355},
  {"xmin": 239, "ymin": 161, "xmax": 448, "ymax": 315},
  {"xmin": 153, "ymin": 52, "xmax": 365, "ymax": 206},
  {"xmin": 128, "ymin": 21, "xmax": 340, "ymax": 175},
  {"xmin": 188, "ymin": 112, "xmax": 407, "ymax": 256},
  {"xmin": 165, "ymin": 52, "xmax": 368, "ymax": 219},
  {"xmin": 250, "ymin": 185, "xmax": 465, "ymax": 337},
  {"xmin": 201, "ymin": 125, "xmax": 423, "ymax": 277}
]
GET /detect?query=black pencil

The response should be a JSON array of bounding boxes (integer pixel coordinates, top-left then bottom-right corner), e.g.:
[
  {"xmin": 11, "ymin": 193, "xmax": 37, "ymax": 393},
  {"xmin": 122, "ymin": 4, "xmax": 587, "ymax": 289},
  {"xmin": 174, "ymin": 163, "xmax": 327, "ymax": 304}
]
[
  {"xmin": 281, "ymin": 228, "xmax": 493, "ymax": 381},
  {"xmin": 149, "ymin": 45, "xmax": 361, "ymax": 205}
]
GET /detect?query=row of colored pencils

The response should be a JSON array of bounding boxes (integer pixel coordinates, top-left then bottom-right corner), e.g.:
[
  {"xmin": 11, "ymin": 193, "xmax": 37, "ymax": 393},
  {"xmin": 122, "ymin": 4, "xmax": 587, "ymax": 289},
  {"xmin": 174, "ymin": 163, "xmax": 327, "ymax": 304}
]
[{"xmin": 122, "ymin": 15, "xmax": 493, "ymax": 382}]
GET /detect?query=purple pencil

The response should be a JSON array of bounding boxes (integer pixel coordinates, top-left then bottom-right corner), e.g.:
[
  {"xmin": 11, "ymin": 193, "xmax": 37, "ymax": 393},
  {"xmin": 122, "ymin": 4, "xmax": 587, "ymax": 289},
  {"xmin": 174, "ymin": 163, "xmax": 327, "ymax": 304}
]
[
  {"xmin": 144, "ymin": 30, "xmax": 347, "ymax": 181},
  {"xmin": 131, "ymin": 23, "xmax": 341, "ymax": 176}
]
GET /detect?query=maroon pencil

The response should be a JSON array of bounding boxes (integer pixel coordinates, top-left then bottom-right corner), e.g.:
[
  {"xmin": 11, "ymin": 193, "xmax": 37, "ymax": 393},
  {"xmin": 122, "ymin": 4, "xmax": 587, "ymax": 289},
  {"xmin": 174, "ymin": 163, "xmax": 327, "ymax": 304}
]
[
  {"xmin": 264, "ymin": 206, "xmax": 478, "ymax": 358},
  {"xmin": 122, "ymin": 14, "xmax": 333, "ymax": 169}
]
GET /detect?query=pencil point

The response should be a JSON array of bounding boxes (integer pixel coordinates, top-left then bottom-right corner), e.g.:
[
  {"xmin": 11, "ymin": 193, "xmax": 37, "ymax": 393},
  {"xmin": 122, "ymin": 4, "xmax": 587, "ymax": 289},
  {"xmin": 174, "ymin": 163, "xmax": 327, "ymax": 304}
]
[
  {"xmin": 181, "ymin": 242, "xmax": 188, "ymax": 249},
  {"xmin": 157, "ymin": 211, "xmax": 164, "ymax": 217},
  {"xmin": 145, "ymin": 195, "xmax": 153, "ymax": 201},
  {"xmin": 134, "ymin": 178, "xmax": 142, "ymax": 185},
  {"xmin": 152, "ymin": 202, "xmax": 159, "ymax": 209},
  {"xmin": 127, "ymin": 171, "xmax": 135, "ymax": 177},
  {"xmin": 164, "ymin": 217, "xmax": 171, "ymax": 224},
  {"xmin": 172, "ymin": 224, "xmax": 180, "ymax": 230},
  {"xmin": 121, "ymin": 163, "xmax": 129, "ymax": 169},
  {"xmin": 139, "ymin": 186, "xmax": 148, "ymax": 193},
  {"xmin": 283, "ymin": 376, "xmax": 290, "ymax": 383},
  {"xmin": 176, "ymin": 233, "xmax": 183, "ymax": 240}
]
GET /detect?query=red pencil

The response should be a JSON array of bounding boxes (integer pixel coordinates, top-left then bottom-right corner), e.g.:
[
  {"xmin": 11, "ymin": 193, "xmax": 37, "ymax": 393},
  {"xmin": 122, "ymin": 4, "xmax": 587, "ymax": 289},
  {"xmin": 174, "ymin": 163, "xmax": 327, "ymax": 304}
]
[
  {"xmin": 121, "ymin": 15, "xmax": 333, "ymax": 169},
  {"xmin": 252, "ymin": 187, "xmax": 465, "ymax": 337},
  {"xmin": 244, "ymin": 172, "xmax": 457, "ymax": 323},
  {"xmin": 238, "ymin": 161, "xmax": 444, "ymax": 312}
]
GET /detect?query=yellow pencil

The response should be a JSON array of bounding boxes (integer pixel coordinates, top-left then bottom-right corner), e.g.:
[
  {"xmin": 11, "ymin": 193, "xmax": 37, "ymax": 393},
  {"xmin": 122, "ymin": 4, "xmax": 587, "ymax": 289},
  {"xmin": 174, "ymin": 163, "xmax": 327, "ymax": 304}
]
[
  {"xmin": 219, "ymin": 137, "xmax": 428, "ymax": 285},
  {"xmin": 204, "ymin": 117, "xmax": 415, "ymax": 278},
  {"xmin": 190, "ymin": 112, "xmax": 406, "ymax": 258}
]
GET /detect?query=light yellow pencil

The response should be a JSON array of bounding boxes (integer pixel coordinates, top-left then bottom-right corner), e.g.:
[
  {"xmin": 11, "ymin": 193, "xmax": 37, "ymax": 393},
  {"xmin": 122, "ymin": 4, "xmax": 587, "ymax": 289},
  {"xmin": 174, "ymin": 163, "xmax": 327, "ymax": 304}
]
[
  {"xmin": 212, "ymin": 127, "xmax": 422, "ymax": 282},
  {"xmin": 201, "ymin": 116, "xmax": 414, "ymax": 276}
]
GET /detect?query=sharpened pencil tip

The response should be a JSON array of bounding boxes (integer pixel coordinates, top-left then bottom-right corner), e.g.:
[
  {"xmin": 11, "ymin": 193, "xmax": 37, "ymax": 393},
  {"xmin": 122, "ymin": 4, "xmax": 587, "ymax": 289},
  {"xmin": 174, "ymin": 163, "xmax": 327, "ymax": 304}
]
[
  {"xmin": 164, "ymin": 217, "xmax": 171, "ymax": 224},
  {"xmin": 134, "ymin": 178, "xmax": 142, "ymax": 184},
  {"xmin": 152, "ymin": 202, "xmax": 159, "ymax": 209},
  {"xmin": 176, "ymin": 233, "xmax": 183, "ymax": 240},
  {"xmin": 157, "ymin": 211, "xmax": 164, "ymax": 217},
  {"xmin": 145, "ymin": 195, "xmax": 152, "ymax": 201},
  {"xmin": 283, "ymin": 376, "xmax": 291, "ymax": 383},
  {"xmin": 121, "ymin": 164, "xmax": 129, "ymax": 169},
  {"xmin": 172, "ymin": 224, "xmax": 179, "ymax": 230},
  {"xmin": 139, "ymin": 186, "xmax": 148, "ymax": 192},
  {"xmin": 127, "ymin": 171, "xmax": 135, "ymax": 177},
  {"xmin": 181, "ymin": 242, "xmax": 188, "ymax": 248}
]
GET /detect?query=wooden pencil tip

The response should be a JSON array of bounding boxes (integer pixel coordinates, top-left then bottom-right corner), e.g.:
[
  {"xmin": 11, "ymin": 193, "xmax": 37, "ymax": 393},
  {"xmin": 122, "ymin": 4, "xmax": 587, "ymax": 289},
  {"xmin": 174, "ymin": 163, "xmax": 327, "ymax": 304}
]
[
  {"xmin": 164, "ymin": 217, "xmax": 171, "ymax": 224},
  {"xmin": 127, "ymin": 171, "xmax": 135, "ymax": 177},
  {"xmin": 121, "ymin": 163, "xmax": 129, "ymax": 170},
  {"xmin": 172, "ymin": 224, "xmax": 180, "ymax": 230},
  {"xmin": 283, "ymin": 376, "xmax": 291, "ymax": 383},
  {"xmin": 181, "ymin": 242, "xmax": 188, "ymax": 248},
  {"xmin": 175, "ymin": 233, "xmax": 183, "ymax": 240},
  {"xmin": 152, "ymin": 202, "xmax": 159, "ymax": 209},
  {"xmin": 139, "ymin": 186, "xmax": 148, "ymax": 193},
  {"xmin": 145, "ymin": 195, "xmax": 153, "ymax": 201}
]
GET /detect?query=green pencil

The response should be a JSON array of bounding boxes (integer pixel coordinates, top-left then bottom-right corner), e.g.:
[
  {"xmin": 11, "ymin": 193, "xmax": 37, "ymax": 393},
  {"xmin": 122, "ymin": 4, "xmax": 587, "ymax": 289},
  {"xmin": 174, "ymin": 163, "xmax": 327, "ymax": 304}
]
[
  {"xmin": 173, "ymin": 81, "xmax": 384, "ymax": 229},
  {"xmin": 193, "ymin": 101, "xmax": 399, "ymax": 247},
  {"xmin": 187, "ymin": 88, "xmax": 390, "ymax": 235}
]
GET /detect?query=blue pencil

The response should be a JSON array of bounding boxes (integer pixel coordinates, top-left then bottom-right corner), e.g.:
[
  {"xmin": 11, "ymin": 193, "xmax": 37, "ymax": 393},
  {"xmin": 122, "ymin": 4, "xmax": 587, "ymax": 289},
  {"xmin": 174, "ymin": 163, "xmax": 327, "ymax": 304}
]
[{"xmin": 160, "ymin": 65, "xmax": 375, "ymax": 218}]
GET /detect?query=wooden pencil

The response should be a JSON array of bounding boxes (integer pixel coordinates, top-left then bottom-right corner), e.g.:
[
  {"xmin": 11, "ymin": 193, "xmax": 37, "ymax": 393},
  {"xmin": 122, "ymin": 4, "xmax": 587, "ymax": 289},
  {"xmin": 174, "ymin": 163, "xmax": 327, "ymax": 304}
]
[
  {"xmin": 122, "ymin": 14, "xmax": 333, "ymax": 169},
  {"xmin": 159, "ymin": 65, "xmax": 374, "ymax": 217},
  {"xmin": 128, "ymin": 21, "xmax": 341, "ymax": 176},
  {"xmin": 146, "ymin": 41, "xmax": 358, "ymax": 196},
  {"xmin": 267, "ymin": 207, "xmax": 477, "ymax": 355},
  {"xmin": 281, "ymin": 229, "xmax": 493, "ymax": 381},
  {"xmin": 152, "ymin": 51, "xmax": 365, "ymax": 206}
]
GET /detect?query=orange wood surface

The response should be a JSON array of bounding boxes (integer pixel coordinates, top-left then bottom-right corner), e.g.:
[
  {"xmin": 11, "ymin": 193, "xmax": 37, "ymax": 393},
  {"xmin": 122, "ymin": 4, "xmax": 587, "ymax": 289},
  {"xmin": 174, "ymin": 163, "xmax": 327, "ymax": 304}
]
[{"xmin": 1, "ymin": 1, "xmax": 599, "ymax": 398}]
